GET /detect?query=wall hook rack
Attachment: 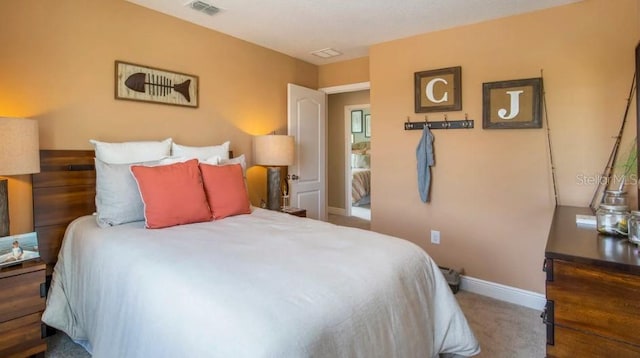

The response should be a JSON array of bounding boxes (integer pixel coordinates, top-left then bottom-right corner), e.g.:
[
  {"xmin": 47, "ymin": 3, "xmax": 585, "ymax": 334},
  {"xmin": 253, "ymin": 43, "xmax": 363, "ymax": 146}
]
[{"xmin": 404, "ymin": 114, "xmax": 474, "ymax": 130}]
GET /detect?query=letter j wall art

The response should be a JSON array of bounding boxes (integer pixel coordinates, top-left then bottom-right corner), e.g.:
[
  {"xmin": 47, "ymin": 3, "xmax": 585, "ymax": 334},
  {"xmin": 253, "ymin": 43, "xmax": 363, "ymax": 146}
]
[
  {"xmin": 482, "ymin": 77, "xmax": 542, "ymax": 129},
  {"xmin": 115, "ymin": 61, "xmax": 199, "ymax": 108}
]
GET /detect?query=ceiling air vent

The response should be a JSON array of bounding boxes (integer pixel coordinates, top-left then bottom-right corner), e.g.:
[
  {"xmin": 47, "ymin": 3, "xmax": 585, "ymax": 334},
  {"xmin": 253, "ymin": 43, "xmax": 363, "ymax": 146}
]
[
  {"xmin": 311, "ymin": 48, "xmax": 342, "ymax": 59},
  {"xmin": 186, "ymin": 0, "xmax": 220, "ymax": 16}
]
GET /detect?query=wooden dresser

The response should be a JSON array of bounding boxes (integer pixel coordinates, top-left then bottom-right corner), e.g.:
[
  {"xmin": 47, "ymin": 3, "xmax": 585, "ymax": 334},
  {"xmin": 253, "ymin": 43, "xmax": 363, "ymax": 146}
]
[
  {"xmin": 0, "ymin": 261, "xmax": 47, "ymax": 358},
  {"xmin": 544, "ymin": 206, "xmax": 640, "ymax": 357}
]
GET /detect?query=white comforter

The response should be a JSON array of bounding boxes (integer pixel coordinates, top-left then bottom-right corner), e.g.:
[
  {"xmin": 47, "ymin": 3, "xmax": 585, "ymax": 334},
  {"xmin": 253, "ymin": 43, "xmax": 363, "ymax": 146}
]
[{"xmin": 43, "ymin": 208, "xmax": 479, "ymax": 358}]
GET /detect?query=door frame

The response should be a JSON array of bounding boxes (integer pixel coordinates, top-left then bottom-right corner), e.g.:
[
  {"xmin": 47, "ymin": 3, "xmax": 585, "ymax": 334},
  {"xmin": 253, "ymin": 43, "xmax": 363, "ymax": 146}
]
[
  {"xmin": 320, "ymin": 81, "xmax": 370, "ymax": 95},
  {"xmin": 343, "ymin": 104, "xmax": 370, "ymax": 217},
  {"xmin": 318, "ymin": 81, "xmax": 370, "ymax": 217}
]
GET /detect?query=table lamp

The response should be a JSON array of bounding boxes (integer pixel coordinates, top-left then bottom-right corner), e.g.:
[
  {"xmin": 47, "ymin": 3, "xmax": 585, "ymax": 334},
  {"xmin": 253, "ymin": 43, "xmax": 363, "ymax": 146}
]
[
  {"xmin": 0, "ymin": 118, "xmax": 40, "ymax": 237},
  {"xmin": 253, "ymin": 134, "xmax": 294, "ymax": 211}
]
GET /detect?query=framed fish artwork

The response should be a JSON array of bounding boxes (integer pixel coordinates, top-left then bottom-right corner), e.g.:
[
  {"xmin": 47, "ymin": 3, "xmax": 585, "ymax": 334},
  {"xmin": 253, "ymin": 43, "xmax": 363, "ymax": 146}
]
[{"xmin": 115, "ymin": 61, "xmax": 199, "ymax": 108}]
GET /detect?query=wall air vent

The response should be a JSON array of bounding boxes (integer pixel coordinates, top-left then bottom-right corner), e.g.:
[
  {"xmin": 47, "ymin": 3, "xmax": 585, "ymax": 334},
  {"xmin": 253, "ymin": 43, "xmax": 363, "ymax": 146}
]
[
  {"xmin": 186, "ymin": 0, "xmax": 220, "ymax": 16},
  {"xmin": 310, "ymin": 48, "xmax": 342, "ymax": 59}
]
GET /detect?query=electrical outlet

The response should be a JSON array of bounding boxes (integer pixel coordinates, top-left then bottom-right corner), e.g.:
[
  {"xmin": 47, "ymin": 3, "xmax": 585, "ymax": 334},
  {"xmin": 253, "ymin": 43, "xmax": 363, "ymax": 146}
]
[{"xmin": 431, "ymin": 230, "xmax": 440, "ymax": 244}]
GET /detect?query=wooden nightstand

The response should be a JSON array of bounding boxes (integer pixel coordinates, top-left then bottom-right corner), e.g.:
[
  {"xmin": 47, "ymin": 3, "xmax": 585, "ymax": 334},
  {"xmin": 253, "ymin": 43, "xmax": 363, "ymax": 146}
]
[
  {"xmin": 280, "ymin": 207, "xmax": 306, "ymax": 218},
  {"xmin": 544, "ymin": 206, "xmax": 640, "ymax": 356},
  {"xmin": 0, "ymin": 261, "xmax": 47, "ymax": 358}
]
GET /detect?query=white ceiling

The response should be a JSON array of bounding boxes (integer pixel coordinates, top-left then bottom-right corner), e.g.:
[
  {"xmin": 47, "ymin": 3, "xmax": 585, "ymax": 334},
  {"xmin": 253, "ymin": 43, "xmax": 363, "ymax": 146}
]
[{"xmin": 125, "ymin": 0, "xmax": 581, "ymax": 65}]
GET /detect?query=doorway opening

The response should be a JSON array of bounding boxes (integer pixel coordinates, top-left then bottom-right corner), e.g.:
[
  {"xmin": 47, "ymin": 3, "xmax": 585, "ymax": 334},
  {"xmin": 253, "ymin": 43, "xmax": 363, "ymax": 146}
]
[
  {"xmin": 320, "ymin": 81, "xmax": 370, "ymax": 222},
  {"xmin": 344, "ymin": 104, "xmax": 370, "ymax": 221}
]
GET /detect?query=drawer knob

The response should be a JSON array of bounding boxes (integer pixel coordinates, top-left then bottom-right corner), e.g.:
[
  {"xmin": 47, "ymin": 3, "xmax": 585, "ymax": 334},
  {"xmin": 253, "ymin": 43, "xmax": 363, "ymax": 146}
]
[
  {"xmin": 542, "ymin": 300, "xmax": 555, "ymax": 345},
  {"xmin": 543, "ymin": 258, "xmax": 554, "ymax": 281}
]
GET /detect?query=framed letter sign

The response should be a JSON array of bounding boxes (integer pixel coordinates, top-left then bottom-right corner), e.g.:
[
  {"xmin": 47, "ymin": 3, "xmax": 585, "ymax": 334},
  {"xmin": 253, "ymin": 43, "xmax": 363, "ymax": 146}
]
[
  {"xmin": 414, "ymin": 66, "xmax": 462, "ymax": 113},
  {"xmin": 483, "ymin": 78, "xmax": 542, "ymax": 129}
]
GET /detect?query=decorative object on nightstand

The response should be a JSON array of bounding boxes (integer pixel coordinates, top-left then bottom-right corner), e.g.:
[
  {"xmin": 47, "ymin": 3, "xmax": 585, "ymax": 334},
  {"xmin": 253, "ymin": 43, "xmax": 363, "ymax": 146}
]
[
  {"xmin": 281, "ymin": 180, "xmax": 290, "ymax": 210},
  {"xmin": 0, "ymin": 232, "xmax": 40, "ymax": 268},
  {"xmin": 0, "ymin": 260, "xmax": 47, "ymax": 357},
  {"xmin": 588, "ymin": 69, "xmax": 636, "ymax": 212},
  {"xmin": 628, "ymin": 210, "xmax": 640, "ymax": 244},
  {"xmin": 595, "ymin": 187, "xmax": 629, "ymax": 235},
  {"xmin": 253, "ymin": 134, "xmax": 294, "ymax": 211},
  {"xmin": 0, "ymin": 118, "xmax": 41, "ymax": 237}
]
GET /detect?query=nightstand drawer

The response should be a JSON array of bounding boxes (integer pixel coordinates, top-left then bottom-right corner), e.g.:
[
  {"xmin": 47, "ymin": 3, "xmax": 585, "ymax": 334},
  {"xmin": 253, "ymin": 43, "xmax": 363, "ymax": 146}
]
[
  {"xmin": 546, "ymin": 259, "xmax": 640, "ymax": 346},
  {"xmin": 547, "ymin": 325, "xmax": 640, "ymax": 358},
  {"xmin": 0, "ymin": 312, "xmax": 46, "ymax": 357},
  {"xmin": 0, "ymin": 269, "xmax": 46, "ymax": 323}
]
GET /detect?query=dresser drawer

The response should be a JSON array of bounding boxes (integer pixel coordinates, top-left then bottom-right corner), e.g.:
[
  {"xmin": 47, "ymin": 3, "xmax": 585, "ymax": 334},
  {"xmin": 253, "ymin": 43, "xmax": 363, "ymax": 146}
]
[
  {"xmin": 0, "ymin": 269, "xmax": 46, "ymax": 323},
  {"xmin": 546, "ymin": 259, "xmax": 640, "ymax": 346},
  {"xmin": 547, "ymin": 325, "xmax": 640, "ymax": 358},
  {"xmin": 0, "ymin": 312, "xmax": 46, "ymax": 357}
]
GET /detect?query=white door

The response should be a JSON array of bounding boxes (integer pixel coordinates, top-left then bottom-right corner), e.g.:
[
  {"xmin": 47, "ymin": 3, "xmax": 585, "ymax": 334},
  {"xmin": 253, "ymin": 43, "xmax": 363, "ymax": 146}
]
[{"xmin": 287, "ymin": 83, "xmax": 327, "ymax": 221}]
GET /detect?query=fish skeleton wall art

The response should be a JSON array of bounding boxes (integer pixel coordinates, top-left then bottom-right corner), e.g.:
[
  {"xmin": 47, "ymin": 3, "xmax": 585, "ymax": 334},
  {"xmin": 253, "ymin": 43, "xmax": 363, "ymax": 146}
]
[{"xmin": 115, "ymin": 61, "xmax": 199, "ymax": 108}]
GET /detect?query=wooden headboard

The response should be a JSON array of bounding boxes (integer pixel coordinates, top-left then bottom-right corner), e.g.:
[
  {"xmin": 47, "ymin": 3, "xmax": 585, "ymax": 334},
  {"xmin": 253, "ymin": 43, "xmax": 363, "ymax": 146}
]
[{"xmin": 32, "ymin": 150, "xmax": 96, "ymax": 274}]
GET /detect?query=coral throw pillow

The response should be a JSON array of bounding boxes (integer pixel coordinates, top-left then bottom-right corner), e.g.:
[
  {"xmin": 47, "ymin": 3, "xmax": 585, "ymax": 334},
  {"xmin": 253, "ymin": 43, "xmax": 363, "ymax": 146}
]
[
  {"xmin": 130, "ymin": 159, "xmax": 212, "ymax": 229},
  {"xmin": 199, "ymin": 163, "xmax": 251, "ymax": 219}
]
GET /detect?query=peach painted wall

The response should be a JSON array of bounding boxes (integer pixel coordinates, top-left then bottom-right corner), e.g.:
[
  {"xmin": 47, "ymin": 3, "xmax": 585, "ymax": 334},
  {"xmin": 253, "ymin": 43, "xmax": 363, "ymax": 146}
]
[
  {"xmin": 0, "ymin": 0, "xmax": 317, "ymax": 235},
  {"xmin": 318, "ymin": 57, "xmax": 370, "ymax": 88},
  {"xmin": 369, "ymin": 0, "xmax": 638, "ymax": 293},
  {"xmin": 327, "ymin": 91, "xmax": 371, "ymax": 208}
]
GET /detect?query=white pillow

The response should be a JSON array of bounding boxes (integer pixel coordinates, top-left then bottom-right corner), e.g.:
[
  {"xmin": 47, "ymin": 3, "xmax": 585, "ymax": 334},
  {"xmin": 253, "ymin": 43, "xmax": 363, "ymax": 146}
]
[
  {"xmin": 351, "ymin": 153, "xmax": 370, "ymax": 169},
  {"xmin": 171, "ymin": 141, "xmax": 230, "ymax": 161},
  {"xmin": 156, "ymin": 156, "xmax": 196, "ymax": 165},
  {"xmin": 218, "ymin": 154, "xmax": 246, "ymax": 173},
  {"xmin": 202, "ymin": 154, "xmax": 247, "ymax": 181},
  {"xmin": 94, "ymin": 158, "xmax": 161, "ymax": 228},
  {"xmin": 90, "ymin": 138, "xmax": 172, "ymax": 164},
  {"xmin": 200, "ymin": 156, "xmax": 221, "ymax": 165},
  {"xmin": 94, "ymin": 156, "xmax": 207, "ymax": 228}
]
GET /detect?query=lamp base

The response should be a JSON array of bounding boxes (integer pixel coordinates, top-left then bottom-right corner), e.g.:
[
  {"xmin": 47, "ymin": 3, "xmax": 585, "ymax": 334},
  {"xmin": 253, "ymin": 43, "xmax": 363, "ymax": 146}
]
[
  {"xmin": 267, "ymin": 167, "xmax": 282, "ymax": 211},
  {"xmin": 0, "ymin": 179, "xmax": 8, "ymax": 237}
]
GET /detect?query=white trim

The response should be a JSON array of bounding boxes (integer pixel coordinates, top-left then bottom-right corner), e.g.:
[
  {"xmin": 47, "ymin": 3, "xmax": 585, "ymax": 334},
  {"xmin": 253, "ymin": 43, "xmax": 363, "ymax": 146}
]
[
  {"xmin": 344, "ymin": 104, "xmax": 370, "ymax": 216},
  {"xmin": 460, "ymin": 275, "xmax": 546, "ymax": 311},
  {"xmin": 319, "ymin": 81, "xmax": 370, "ymax": 94},
  {"xmin": 344, "ymin": 106, "xmax": 352, "ymax": 217},
  {"xmin": 328, "ymin": 206, "xmax": 347, "ymax": 216}
]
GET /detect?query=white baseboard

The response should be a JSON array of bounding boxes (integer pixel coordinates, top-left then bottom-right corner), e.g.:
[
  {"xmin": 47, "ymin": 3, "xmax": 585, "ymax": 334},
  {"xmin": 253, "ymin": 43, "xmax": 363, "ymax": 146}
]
[
  {"xmin": 460, "ymin": 275, "xmax": 546, "ymax": 311},
  {"xmin": 328, "ymin": 206, "xmax": 346, "ymax": 216}
]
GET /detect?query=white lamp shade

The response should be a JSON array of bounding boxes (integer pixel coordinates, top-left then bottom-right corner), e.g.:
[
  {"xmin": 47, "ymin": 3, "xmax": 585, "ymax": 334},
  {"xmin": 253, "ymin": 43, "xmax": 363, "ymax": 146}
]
[
  {"xmin": 0, "ymin": 117, "xmax": 40, "ymax": 175},
  {"xmin": 253, "ymin": 135, "xmax": 294, "ymax": 166}
]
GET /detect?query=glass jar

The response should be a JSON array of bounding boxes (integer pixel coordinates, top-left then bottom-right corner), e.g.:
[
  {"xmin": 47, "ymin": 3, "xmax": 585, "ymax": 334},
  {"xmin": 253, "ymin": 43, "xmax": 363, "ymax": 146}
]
[
  {"xmin": 596, "ymin": 204, "xmax": 629, "ymax": 236},
  {"xmin": 603, "ymin": 190, "xmax": 628, "ymax": 206},
  {"xmin": 281, "ymin": 195, "xmax": 290, "ymax": 210},
  {"xmin": 628, "ymin": 211, "xmax": 640, "ymax": 244}
]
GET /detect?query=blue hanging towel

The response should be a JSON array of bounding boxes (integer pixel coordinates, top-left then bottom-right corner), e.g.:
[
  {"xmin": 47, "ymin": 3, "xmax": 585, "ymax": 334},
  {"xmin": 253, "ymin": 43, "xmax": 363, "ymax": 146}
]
[{"xmin": 416, "ymin": 126, "xmax": 434, "ymax": 203}]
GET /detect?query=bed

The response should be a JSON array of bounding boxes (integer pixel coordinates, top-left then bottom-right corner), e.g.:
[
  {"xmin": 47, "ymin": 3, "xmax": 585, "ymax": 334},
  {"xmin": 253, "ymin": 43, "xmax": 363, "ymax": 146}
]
[
  {"xmin": 351, "ymin": 142, "xmax": 371, "ymax": 206},
  {"xmin": 35, "ymin": 147, "xmax": 479, "ymax": 358},
  {"xmin": 351, "ymin": 168, "xmax": 371, "ymax": 206}
]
